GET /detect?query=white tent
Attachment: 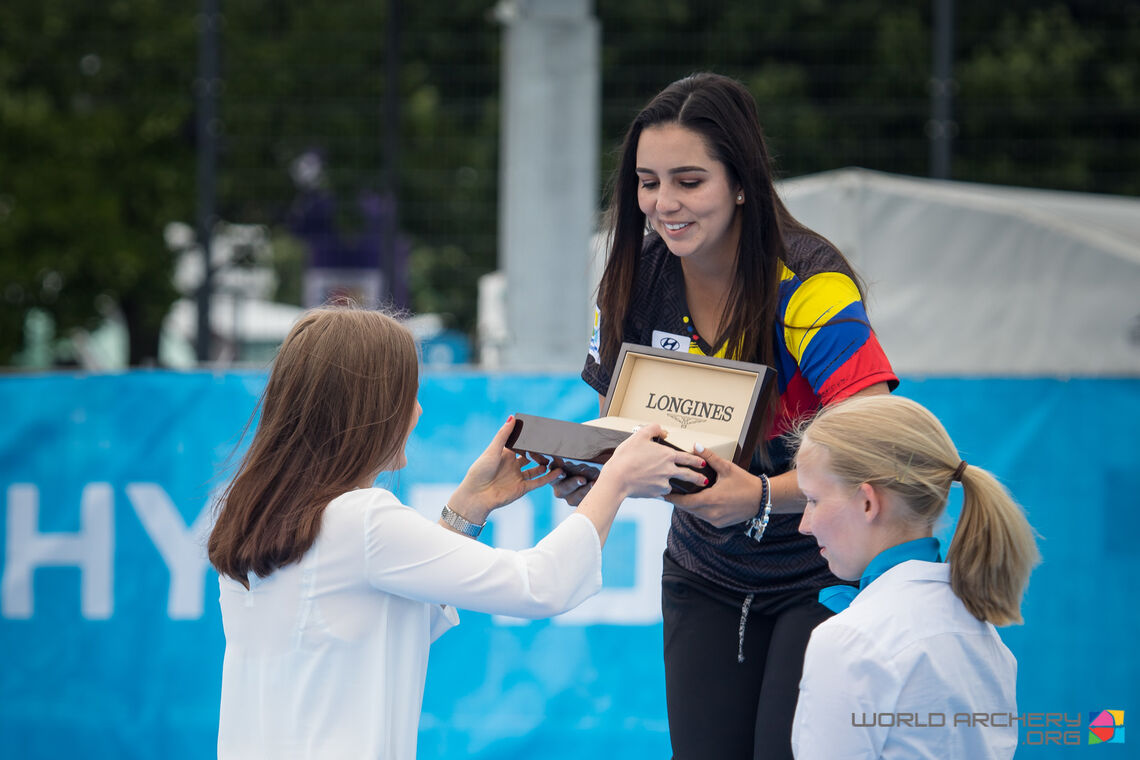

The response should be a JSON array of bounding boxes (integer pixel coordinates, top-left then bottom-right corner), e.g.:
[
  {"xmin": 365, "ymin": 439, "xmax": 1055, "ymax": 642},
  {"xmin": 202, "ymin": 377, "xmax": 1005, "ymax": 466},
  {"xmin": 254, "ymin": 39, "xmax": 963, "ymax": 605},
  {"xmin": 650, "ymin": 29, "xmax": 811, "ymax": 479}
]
[{"xmin": 776, "ymin": 168, "xmax": 1140, "ymax": 377}]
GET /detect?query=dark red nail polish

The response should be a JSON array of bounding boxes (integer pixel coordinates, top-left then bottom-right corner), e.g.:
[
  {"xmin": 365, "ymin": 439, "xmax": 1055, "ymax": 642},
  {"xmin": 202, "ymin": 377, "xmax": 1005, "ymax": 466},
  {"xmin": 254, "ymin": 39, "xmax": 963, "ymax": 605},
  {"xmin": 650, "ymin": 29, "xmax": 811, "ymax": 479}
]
[{"xmin": 703, "ymin": 477, "xmax": 709, "ymax": 486}]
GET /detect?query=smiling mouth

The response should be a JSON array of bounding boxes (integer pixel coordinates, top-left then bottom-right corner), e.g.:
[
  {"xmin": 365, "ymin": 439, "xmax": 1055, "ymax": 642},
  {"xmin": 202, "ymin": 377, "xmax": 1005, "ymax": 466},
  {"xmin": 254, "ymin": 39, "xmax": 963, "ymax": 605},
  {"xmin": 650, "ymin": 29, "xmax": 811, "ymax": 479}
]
[{"xmin": 663, "ymin": 222, "xmax": 691, "ymax": 231}]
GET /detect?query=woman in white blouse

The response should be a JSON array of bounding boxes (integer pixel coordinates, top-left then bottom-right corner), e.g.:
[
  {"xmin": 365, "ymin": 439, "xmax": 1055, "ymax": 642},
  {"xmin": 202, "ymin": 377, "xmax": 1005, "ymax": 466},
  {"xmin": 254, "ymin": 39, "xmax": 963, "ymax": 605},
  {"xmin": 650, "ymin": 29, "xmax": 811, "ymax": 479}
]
[
  {"xmin": 789, "ymin": 395, "xmax": 1039, "ymax": 760},
  {"xmin": 207, "ymin": 306, "xmax": 708, "ymax": 759}
]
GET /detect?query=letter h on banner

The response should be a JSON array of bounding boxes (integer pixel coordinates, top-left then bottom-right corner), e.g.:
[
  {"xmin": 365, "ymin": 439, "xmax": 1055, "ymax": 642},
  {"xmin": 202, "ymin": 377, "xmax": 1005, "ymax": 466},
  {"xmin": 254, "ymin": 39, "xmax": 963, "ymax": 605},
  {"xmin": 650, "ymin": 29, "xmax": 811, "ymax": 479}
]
[{"xmin": 3, "ymin": 483, "xmax": 114, "ymax": 619}]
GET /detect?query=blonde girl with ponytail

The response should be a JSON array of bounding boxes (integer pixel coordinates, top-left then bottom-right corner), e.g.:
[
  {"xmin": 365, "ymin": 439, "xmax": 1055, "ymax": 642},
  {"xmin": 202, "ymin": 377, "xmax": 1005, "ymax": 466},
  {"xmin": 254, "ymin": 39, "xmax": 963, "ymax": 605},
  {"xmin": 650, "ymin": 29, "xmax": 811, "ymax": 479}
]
[{"xmin": 789, "ymin": 394, "xmax": 1039, "ymax": 760}]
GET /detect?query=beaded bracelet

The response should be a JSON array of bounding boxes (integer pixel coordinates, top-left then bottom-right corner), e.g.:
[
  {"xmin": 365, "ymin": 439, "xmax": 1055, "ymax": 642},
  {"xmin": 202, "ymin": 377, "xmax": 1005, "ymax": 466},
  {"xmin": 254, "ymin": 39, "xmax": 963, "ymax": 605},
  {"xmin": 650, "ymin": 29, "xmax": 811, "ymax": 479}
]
[{"xmin": 744, "ymin": 473, "xmax": 772, "ymax": 542}]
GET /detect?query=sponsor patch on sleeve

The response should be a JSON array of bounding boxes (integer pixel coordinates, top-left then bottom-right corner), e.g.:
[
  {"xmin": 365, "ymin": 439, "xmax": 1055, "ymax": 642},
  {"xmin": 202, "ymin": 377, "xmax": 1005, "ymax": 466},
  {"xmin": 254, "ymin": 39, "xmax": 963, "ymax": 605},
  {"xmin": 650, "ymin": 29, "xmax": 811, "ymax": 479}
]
[{"xmin": 588, "ymin": 305, "xmax": 602, "ymax": 362}]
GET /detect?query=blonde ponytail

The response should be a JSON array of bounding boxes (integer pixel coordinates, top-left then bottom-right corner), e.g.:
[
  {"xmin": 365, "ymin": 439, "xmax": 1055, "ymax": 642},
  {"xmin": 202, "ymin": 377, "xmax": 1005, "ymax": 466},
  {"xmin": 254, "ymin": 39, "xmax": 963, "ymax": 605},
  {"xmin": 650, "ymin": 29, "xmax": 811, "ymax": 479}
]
[{"xmin": 948, "ymin": 465, "xmax": 1040, "ymax": 625}]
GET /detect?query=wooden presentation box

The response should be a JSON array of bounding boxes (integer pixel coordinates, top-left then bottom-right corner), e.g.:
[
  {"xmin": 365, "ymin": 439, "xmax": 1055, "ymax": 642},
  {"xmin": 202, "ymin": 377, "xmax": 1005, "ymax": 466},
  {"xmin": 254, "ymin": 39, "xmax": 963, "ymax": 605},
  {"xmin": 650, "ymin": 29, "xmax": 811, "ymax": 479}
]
[{"xmin": 506, "ymin": 343, "xmax": 775, "ymax": 494}]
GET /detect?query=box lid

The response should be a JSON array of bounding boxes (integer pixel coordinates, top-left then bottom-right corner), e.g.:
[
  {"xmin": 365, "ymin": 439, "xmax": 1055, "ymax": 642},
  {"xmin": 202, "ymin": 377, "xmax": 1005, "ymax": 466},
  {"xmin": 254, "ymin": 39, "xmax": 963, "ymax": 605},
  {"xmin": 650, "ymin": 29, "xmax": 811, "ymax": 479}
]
[{"xmin": 601, "ymin": 343, "xmax": 775, "ymax": 467}]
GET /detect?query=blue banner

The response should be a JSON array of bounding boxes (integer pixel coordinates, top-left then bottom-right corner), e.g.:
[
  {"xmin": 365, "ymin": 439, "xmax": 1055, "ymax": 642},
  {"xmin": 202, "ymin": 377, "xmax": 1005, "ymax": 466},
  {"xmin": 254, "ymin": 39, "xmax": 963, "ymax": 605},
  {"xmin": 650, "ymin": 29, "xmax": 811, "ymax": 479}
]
[{"xmin": 1, "ymin": 372, "xmax": 1137, "ymax": 758}]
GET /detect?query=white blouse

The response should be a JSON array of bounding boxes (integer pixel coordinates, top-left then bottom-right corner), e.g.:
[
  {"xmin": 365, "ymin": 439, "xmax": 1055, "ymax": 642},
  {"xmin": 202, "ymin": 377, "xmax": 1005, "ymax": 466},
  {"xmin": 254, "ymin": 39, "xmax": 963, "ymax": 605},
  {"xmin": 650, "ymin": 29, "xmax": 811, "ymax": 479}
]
[
  {"xmin": 217, "ymin": 488, "xmax": 602, "ymax": 759},
  {"xmin": 792, "ymin": 561, "xmax": 1018, "ymax": 760}
]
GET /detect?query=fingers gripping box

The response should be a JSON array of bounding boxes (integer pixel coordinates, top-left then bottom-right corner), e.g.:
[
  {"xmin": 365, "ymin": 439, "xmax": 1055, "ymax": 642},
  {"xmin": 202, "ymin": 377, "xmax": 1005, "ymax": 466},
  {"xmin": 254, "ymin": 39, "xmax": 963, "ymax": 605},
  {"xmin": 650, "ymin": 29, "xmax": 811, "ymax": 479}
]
[{"xmin": 506, "ymin": 344, "xmax": 775, "ymax": 494}]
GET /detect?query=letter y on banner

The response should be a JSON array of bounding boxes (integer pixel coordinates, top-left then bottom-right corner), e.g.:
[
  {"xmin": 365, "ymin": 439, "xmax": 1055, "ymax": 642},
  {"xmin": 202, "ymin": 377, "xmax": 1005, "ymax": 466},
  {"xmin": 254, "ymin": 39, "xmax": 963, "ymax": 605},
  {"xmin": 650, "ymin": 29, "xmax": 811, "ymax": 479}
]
[{"xmin": 126, "ymin": 483, "xmax": 215, "ymax": 620}]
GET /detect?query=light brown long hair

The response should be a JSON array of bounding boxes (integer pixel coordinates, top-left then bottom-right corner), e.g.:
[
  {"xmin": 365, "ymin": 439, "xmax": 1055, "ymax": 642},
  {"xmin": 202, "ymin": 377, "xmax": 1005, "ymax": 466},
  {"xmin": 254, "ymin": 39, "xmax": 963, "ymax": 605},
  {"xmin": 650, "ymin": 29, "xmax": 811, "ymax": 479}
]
[
  {"xmin": 208, "ymin": 306, "xmax": 420, "ymax": 586},
  {"xmin": 794, "ymin": 395, "xmax": 1040, "ymax": 626}
]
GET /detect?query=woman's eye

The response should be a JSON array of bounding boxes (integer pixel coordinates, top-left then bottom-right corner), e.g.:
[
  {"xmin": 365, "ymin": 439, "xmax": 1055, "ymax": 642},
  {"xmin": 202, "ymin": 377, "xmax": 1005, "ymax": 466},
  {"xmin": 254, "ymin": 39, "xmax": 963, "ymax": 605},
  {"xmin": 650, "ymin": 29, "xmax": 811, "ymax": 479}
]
[
  {"xmin": 639, "ymin": 180, "xmax": 658, "ymax": 190},
  {"xmin": 679, "ymin": 180, "xmax": 700, "ymax": 189}
]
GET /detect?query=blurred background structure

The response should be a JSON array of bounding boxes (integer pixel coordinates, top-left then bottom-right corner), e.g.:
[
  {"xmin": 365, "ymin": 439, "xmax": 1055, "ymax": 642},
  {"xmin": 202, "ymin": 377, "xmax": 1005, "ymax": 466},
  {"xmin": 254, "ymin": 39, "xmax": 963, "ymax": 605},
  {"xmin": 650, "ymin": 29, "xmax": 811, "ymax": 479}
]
[
  {"xmin": 2, "ymin": 0, "xmax": 1138, "ymax": 370},
  {"xmin": 2, "ymin": 2, "xmax": 1139, "ymax": 759}
]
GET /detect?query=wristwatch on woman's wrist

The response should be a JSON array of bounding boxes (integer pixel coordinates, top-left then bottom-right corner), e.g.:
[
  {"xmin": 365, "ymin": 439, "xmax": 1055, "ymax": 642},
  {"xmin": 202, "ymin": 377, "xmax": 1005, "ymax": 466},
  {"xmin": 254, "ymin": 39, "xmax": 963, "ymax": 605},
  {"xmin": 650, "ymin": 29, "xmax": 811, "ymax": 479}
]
[{"xmin": 441, "ymin": 504, "xmax": 485, "ymax": 538}]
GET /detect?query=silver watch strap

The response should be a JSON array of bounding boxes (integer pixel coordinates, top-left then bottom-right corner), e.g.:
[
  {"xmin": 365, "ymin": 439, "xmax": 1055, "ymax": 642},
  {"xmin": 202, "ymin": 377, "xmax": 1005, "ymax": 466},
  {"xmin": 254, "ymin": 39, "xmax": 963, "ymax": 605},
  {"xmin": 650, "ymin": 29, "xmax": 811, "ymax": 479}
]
[{"xmin": 441, "ymin": 504, "xmax": 484, "ymax": 538}]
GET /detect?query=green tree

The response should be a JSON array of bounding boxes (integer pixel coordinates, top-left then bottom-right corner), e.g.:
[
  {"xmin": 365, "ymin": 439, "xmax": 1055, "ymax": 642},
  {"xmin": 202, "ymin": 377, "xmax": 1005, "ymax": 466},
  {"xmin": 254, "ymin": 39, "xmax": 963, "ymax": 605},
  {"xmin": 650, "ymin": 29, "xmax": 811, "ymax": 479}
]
[
  {"xmin": 956, "ymin": 2, "xmax": 1140, "ymax": 194},
  {"xmin": 219, "ymin": 0, "xmax": 502, "ymax": 332},
  {"xmin": 0, "ymin": 0, "xmax": 195, "ymax": 365},
  {"xmin": 2, "ymin": 1, "xmax": 1137, "ymax": 366}
]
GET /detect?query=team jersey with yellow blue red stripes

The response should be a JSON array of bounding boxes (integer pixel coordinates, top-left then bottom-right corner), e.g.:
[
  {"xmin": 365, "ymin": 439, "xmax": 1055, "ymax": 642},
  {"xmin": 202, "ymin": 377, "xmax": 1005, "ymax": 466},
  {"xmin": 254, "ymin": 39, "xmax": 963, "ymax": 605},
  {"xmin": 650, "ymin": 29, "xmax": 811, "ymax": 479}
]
[{"xmin": 582, "ymin": 231, "xmax": 898, "ymax": 594}]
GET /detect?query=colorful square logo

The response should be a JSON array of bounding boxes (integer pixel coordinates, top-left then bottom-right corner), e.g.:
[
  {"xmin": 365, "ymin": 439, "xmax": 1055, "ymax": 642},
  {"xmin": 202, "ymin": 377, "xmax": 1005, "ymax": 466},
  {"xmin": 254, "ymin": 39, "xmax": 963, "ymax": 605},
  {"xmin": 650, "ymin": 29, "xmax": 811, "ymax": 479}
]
[{"xmin": 1088, "ymin": 710, "xmax": 1125, "ymax": 745}]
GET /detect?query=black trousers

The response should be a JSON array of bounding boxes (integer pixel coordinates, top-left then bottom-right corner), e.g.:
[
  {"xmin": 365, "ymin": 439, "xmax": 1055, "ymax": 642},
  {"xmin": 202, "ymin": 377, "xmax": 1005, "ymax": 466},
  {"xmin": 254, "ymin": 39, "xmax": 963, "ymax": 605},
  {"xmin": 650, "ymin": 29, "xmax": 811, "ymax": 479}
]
[{"xmin": 662, "ymin": 556, "xmax": 834, "ymax": 760}]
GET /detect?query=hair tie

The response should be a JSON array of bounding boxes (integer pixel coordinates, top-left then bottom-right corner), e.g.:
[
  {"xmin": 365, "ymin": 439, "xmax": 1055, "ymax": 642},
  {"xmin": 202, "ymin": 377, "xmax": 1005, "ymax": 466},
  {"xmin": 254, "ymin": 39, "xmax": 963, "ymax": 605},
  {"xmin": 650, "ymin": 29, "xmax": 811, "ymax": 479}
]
[{"xmin": 951, "ymin": 460, "xmax": 968, "ymax": 482}]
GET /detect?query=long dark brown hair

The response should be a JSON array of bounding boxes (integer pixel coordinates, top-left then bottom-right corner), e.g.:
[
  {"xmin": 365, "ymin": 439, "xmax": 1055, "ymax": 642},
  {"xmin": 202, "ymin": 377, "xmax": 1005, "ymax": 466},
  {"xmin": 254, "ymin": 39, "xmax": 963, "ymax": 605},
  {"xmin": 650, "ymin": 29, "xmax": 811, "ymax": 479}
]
[
  {"xmin": 597, "ymin": 72, "xmax": 858, "ymax": 442},
  {"xmin": 208, "ymin": 306, "xmax": 419, "ymax": 586}
]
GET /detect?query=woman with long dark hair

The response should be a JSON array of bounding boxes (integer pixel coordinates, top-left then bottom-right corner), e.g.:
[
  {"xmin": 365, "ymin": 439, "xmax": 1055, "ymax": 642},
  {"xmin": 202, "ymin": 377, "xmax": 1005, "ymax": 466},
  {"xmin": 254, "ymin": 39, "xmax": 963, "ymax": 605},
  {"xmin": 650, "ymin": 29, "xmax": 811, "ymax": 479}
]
[{"xmin": 559, "ymin": 73, "xmax": 898, "ymax": 758}]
